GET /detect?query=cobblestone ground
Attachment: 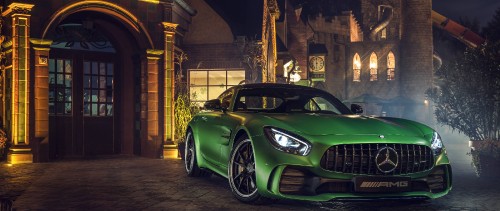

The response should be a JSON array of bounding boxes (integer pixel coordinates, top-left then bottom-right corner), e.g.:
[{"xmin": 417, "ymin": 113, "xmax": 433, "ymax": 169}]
[{"xmin": 1, "ymin": 154, "xmax": 499, "ymax": 211}]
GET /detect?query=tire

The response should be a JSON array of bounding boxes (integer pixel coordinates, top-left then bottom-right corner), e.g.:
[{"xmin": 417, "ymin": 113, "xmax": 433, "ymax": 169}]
[
  {"xmin": 184, "ymin": 130, "xmax": 211, "ymax": 177},
  {"xmin": 228, "ymin": 135, "xmax": 272, "ymax": 204}
]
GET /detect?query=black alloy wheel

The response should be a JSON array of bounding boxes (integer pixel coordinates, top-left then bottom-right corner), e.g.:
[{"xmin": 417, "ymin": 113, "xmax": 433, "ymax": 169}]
[
  {"xmin": 228, "ymin": 135, "xmax": 271, "ymax": 204},
  {"xmin": 184, "ymin": 130, "xmax": 210, "ymax": 177}
]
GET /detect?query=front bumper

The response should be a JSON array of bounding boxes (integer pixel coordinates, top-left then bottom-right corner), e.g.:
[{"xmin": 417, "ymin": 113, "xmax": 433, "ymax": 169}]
[
  {"xmin": 251, "ymin": 134, "xmax": 452, "ymax": 201},
  {"xmin": 265, "ymin": 164, "xmax": 452, "ymax": 201}
]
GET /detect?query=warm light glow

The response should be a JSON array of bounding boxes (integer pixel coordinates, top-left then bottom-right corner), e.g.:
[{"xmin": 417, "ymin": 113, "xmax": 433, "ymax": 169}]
[
  {"xmin": 387, "ymin": 51, "xmax": 395, "ymax": 80},
  {"xmin": 139, "ymin": 0, "xmax": 160, "ymax": 4},
  {"xmin": 11, "ymin": 15, "xmax": 30, "ymax": 145},
  {"xmin": 424, "ymin": 99, "xmax": 429, "ymax": 105},
  {"xmin": 387, "ymin": 51, "xmax": 395, "ymax": 68},
  {"xmin": 353, "ymin": 53, "xmax": 361, "ymax": 69},
  {"xmin": 369, "ymin": 52, "xmax": 378, "ymax": 69},
  {"xmin": 353, "ymin": 53, "xmax": 361, "ymax": 82},
  {"xmin": 164, "ymin": 24, "xmax": 178, "ymax": 143},
  {"xmin": 370, "ymin": 52, "xmax": 378, "ymax": 81},
  {"xmin": 7, "ymin": 148, "xmax": 33, "ymax": 164}
]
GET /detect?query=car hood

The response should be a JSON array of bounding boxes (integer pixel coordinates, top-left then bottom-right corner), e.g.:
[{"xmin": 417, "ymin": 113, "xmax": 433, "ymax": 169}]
[{"xmin": 262, "ymin": 113, "xmax": 424, "ymax": 137}]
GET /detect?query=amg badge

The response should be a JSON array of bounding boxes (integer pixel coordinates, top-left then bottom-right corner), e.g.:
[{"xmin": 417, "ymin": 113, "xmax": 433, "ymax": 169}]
[
  {"xmin": 354, "ymin": 176, "xmax": 411, "ymax": 193},
  {"xmin": 360, "ymin": 181, "xmax": 409, "ymax": 188}
]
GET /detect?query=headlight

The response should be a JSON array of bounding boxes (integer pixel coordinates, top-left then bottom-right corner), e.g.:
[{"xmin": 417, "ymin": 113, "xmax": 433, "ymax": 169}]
[
  {"xmin": 264, "ymin": 127, "xmax": 311, "ymax": 156},
  {"xmin": 431, "ymin": 131, "xmax": 443, "ymax": 155}
]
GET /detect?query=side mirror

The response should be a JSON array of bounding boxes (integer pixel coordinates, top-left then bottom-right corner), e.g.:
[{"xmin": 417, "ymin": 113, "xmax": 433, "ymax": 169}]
[
  {"xmin": 351, "ymin": 104, "xmax": 363, "ymax": 114},
  {"xmin": 204, "ymin": 99, "xmax": 222, "ymax": 110}
]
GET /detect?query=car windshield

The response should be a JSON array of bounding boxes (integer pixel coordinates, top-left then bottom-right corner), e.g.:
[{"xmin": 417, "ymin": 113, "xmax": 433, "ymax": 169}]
[{"xmin": 234, "ymin": 87, "xmax": 352, "ymax": 114}]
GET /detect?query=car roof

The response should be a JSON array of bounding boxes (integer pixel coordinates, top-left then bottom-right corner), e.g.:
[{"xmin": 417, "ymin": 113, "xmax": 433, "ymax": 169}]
[{"xmin": 236, "ymin": 83, "xmax": 320, "ymax": 91}]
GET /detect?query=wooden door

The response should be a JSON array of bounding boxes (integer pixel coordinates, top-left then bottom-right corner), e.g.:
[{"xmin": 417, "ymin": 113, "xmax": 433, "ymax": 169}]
[{"xmin": 49, "ymin": 50, "xmax": 116, "ymax": 158}]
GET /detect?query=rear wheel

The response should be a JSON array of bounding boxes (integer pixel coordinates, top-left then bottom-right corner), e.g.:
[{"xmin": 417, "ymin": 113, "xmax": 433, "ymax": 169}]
[
  {"xmin": 228, "ymin": 135, "xmax": 271, "ymax": 204},
  {"xmin": 185, "ymin": 130, "xmax": 210, "ymax": 177}
]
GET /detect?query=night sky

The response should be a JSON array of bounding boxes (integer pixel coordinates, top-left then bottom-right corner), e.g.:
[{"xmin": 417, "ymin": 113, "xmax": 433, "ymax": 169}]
[{"xmin": 433, "ymin": 0, "xmax": 500, "ymax": 29}]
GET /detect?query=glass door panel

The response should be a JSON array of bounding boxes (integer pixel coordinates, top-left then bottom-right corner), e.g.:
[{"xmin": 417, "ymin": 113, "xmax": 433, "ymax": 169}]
[{"xmin": 83, "ymin": 61, "xmax": 113, "ymax": 116}]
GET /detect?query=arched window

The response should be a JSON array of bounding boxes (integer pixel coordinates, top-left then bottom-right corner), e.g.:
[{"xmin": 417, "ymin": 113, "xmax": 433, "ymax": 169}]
[
  {"xmin": 369, "ymin": 52, "xmax": 378, "ymax": 81},
  {"xmin": 387, "ymin": 51, "xmax": 395, "ymax": 80},
  {"xmin": 353, "ymin": 53, "xmax": 361, "ymax": 82}
]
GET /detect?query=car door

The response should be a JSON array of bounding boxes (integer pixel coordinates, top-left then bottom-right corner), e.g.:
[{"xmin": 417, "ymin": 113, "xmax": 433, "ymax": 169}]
[
  {"xmin": 196, "ymin": 111, "xmax": 222, "ymax": 165},
  {"xmin": 197, "ymin": 88, "xmax": 235, "ymax": 167}
]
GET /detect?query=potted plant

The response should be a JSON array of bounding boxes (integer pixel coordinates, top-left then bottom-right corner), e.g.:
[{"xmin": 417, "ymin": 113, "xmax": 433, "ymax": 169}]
[
  {"xmin": 174, "ymin": 92, "xmax": 200, "ymax": 159},
  {"xmin": 427, "ymin": 43, "xmax": 500, "ymax": 177}
]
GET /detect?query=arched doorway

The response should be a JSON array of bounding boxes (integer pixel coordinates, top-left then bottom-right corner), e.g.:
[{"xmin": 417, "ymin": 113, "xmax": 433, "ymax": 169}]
[{"xmin": 45, "ymin": 11, "xmax": 143, "ymax": 158}]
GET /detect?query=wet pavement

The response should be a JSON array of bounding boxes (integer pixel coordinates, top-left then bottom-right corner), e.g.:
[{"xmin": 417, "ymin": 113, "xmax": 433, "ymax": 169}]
[{"xmin": 1, "ymin": 152, "xmax": 499, "ymax": 211}]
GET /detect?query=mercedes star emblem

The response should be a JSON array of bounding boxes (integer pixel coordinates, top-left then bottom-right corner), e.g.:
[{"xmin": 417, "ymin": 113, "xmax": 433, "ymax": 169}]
[{"xmin": 375, "ymin": 146, "xmax": 399, "ymax": 173}]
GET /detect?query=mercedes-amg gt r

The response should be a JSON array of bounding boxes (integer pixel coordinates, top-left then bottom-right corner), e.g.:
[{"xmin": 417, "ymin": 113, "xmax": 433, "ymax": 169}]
[{"xmin": 184, "ymin": 83, "xmax": 452, "ymax": 204}]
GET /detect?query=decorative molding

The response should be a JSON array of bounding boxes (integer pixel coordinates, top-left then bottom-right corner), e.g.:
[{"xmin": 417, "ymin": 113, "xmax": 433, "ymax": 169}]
[
  {"xmin": 147, "ymin": 49, "xmax": 165, "ymax": 55},
  {"xmin": 30, "ymin": 39, "xmax": 52, "ymax": 52},
  {"xmin": 162, "ymin": 22, "xmax": 178, "ymax": 33},
  {"xmin": 139, "ymin": 0, "xmax": 160, "ymax": 4},
  {"xmin": 2, "ymin": 3, "xmax": 34, "ymax": 16},
  {"xmin": 38, "ymin": 56, "xmax": 48, "ymax": 65},
  {"xmin": 41, "ymin": 1, "xmax": 154, "ymax": 48},
  {"xmin": 146, "ymin": 49, "xmax": 165, "ymax": 60},
  {"xmin": 29, "ymin": 38, "xmax": 53, "ymax": 47}
]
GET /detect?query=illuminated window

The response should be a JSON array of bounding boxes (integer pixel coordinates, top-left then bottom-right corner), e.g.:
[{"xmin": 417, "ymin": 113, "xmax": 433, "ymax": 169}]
[
  {"xmin": 189, "ymin": 69, "xmax": 245, "ymax": 106},
  {"xmin": 387, "ymin": 51, "xmax": 395, "ymax": 80},
  {"xmin": 49, "ymin": 59, "xmax": 73, "ymax": 115},
  {"xmin": 353, "ymin": 53, "xmax": 361, "ymax": 82},
  {"xmin": 83, "ymin": 61, "xmax": 114, "ymax": 116},
  {"xmin": 369, "ymin": 52, "xmax": 378, "ymax": 81}
]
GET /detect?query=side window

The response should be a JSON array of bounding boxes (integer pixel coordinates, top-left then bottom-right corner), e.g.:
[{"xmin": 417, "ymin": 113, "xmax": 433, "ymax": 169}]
[
  {"xmin": 304, "ymin": 97, "xmax": 341, "ymax": 114},
  {"xmin": 218, "ymin": 88, "xmax": 234, "ymax": 109}
]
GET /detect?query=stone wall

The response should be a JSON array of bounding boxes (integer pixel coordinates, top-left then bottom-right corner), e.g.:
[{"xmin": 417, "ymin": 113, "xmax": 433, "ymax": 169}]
[
  {"xmin": 183, "ymin": 43, "xmax": 245, "ymax": 70},
  {"xmin": 400, "ymin": 0, "xmax": 433, "ymax": 123}
]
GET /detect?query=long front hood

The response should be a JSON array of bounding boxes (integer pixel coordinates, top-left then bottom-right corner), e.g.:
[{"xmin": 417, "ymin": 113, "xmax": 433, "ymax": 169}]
[{"xmin": 262, "ymin": 113, "xmax": 424, "ymax": 137}]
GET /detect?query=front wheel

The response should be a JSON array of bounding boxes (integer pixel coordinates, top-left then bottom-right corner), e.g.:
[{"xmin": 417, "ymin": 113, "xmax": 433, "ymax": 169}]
[
  {"xmin": 228, "ymin": 135, "xmax": 271, "ymax": 204},
  {"xmin": 184, "ymin": 130, "xmax": 210, "ymax": 177}
]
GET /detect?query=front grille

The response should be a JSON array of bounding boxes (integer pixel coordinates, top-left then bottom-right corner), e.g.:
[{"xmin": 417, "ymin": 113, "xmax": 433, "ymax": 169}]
[{"xmin": 321, "ymin": 144, "xmax": 434, "ymax": 175}]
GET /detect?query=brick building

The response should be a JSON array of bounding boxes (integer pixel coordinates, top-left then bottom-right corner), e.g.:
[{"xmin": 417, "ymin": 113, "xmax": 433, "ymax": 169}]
[{"xmin": 0, "ymin": 0, "xmax": 435, "ymax": 163}]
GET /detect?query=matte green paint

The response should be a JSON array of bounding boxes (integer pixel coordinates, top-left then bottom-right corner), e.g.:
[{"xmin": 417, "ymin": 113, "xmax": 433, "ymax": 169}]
[{"xmin": 187, "ymin": 85, "xmax": 452, "ymax": 201}]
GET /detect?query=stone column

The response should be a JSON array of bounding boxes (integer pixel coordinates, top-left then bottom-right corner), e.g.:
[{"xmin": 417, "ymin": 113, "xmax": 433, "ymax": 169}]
[
  {"xmin": 162, "ymin": 22, "xmax": 177, "ymax": 145},
  {"xmin": 142, "ymin": 49, "xmax": 164, "ymax": 158},
  {"xmin": 3, "ymin": 3, "xmax": 35, "ymax": 164},
  {"xmin": 30, "ymin": 38, "xmax": 52, "ymax": 162}
]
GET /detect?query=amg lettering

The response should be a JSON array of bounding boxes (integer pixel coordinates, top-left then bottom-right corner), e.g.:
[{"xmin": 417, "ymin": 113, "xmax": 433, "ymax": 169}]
[{"xmin": 360, "ymin": 181, "xmax": 409, "ymax": 188}]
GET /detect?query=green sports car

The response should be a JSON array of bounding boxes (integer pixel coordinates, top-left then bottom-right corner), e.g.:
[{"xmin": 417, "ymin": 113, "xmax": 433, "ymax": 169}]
[{"xmin": 184, "ymin": 83, "xmax": 452, "ymax": 203}]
